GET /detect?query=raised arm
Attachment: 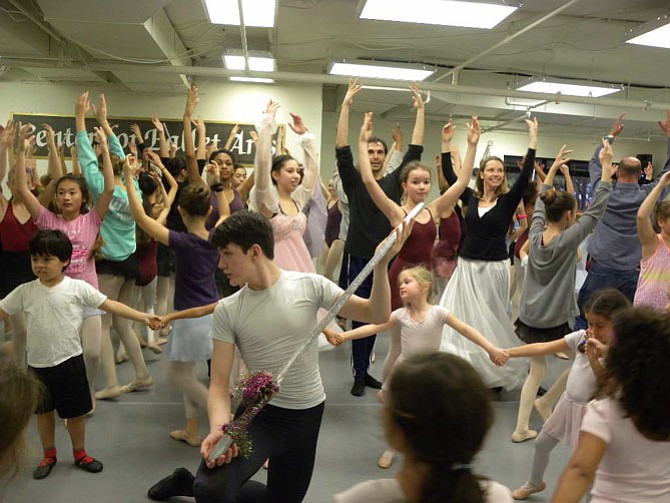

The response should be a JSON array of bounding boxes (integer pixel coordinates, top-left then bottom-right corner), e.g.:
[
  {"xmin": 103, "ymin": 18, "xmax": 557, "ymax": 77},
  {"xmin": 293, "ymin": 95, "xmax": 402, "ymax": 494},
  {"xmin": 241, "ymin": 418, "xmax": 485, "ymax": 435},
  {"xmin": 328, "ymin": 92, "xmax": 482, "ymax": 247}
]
[
  {"xmin": 223, "ymin": 124, "xmax": 240, "ymax": 151},
  {"xmin": 151, "ymin": 113, "xmax": 169, "ymax": 158},
  {"xmin": 122, "ymin": 155, "xmax": 169, "ymax": 245},
  {"xmin": 560, "ymin": 164, "xmax": 575, "ymax": 194},
  {"xmin": 543, "ymin": 145, "xmax": 572, "ymax": 188},
  {"xmin": 183, "ymin": 84, "xmax": 204, "ymax": 185},
  {"xmin": 251, "ymin": 100, "xmax": 280, "ymax": 218},
  {"xmin": 195, "ymin": 117, "xmax": 207, "ymax": 160},
  {"xmin": 409, "ymin": 83, "xmax": 425, "ymax": 146},
  {"xmin": 15, "ymin": 127, "xmax": 42, "ymax": 220},
  {"xmin": 638, "ymin": 171, "xmax": 670, "ymax": 258},
  {"xmin": 288, "ymin": 112, "xmax": 319, "ymax": 198},
  {"xmin": 505, "ymin": 118, "xmax": 538, "ymax": 205},
  {"xmin": 336, "ymin": 78, "xmax": 362, "ymax": 148},
  {"xmin": 92, "ymin": 127, "xmax": 116, "ymax": 220},
  {"xmin": 70, "ymin": 146, "xmax": 81, "ymax": 176},
  {"xmin": 358, "ymin": 112, "xmax": 404, "ymax": 226},
  {"xmin": 590, "ymin": 113, "xmax": 624, "ymax": 187},
  {"xmin": 431, "ymin": 117, "xmax": 479, "ymax": 215},
  {"xmin": 93, "ymin": 93, "xmax": 115, "ymax": 139},
  {"xmin": 36, "ymin": 124, "xmax": 62, "ymax": 207},
  {"xmin": 147, "ymin": 151, "xmax": 178, "ymax": 222},
  {"xmin": 0, "ymin": 119, "xmax": 14, "ymax": 188}
]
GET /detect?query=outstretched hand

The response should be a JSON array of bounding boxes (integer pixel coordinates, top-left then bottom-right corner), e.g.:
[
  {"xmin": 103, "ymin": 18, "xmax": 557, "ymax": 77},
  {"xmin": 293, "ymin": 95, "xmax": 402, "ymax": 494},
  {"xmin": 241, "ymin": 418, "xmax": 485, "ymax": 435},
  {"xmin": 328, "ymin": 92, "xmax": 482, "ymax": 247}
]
[
  {"xmin": 0, "ymin": 119, "xmax": 16, "ymax": 147},
  {"xmin": 441, "ymin": 118, "xmax": 456, "ymax": 144},
  {"xmin": 75, "ymin": 92, "xmax": 92, "ymax": 118},
  {"xmin": 489, "ymin": 348, "xmax": 509, "ymax": 366},
  {"xmin": 359, "ymin": 112, "xmax": 373, "ymax": 142},
  {"xmin": 343, "ymin": 78, "xmax": 362, "ymax": 106},
  {"xmin": 264, "ymin": 99, "xmax": 280, "ymax": 118},
  {"xmin": 184, "ymin": 84, "xmax": 199, "ymax": 118},
  {"xmin": 610, "ymin": 112, "xmax": 625, "ymax": 137},
  {"xmin": 288, "ymin": 112, "xmax": 308, "ymax": 135},
  {"xmin": 599, "ymin": 139, "xmax": 613, "ymax": 165},
  {"xmin": 410, "ymin": 83, "xmax": 424, "ymax": 110},
  {"xmin": 323, "ymin": 328, "xmax": 344, "ymax": 347},
  {"xmin": 94, "ymin": 94, "xmax": 108, "ymax": 125},
  {"xmin": 525, "ymin": 116, "xmax": 539, "ymax": 138},
  {"xmin": 377, "ymin": 217, "xmax": 415, "ymax": 264},
  {"xmin": 151, "ymin": 113, "xmax": 164, "ymax": 133},
  {"xmin": 548, "ymin": 144, "xmax": 572, "ymax": 172},
  {"xmin": 466, "ymin": 116, "xmax": 480, "ymax": 145}
]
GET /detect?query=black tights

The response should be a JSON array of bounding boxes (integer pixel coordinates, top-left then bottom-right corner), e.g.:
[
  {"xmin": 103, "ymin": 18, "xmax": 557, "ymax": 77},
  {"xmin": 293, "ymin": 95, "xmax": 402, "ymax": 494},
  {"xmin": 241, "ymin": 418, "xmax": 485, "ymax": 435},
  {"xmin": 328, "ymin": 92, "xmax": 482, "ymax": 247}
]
[{"xmin": 194, "ymin": 402, "xmax": 325, "ymax": 503}]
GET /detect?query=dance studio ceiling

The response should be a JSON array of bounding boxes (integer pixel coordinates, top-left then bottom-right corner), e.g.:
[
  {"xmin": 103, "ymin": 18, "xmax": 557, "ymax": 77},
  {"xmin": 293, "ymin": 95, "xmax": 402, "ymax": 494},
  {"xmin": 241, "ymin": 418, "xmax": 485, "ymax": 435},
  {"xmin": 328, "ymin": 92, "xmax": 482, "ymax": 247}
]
[{"xmin": 1, "ymin": 0, "xmax": 670, "ymax": 138}]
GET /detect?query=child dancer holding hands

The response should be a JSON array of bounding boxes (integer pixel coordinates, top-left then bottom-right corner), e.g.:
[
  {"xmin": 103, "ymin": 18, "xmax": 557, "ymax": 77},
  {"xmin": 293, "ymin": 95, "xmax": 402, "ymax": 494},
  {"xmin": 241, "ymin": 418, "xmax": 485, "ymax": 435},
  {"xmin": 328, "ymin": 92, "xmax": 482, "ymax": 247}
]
[
  {"xmin": 508, "ymin": 288, "xmax": 629, "ymax": 500},
  {"xmin": 0, "ymin": 229, "xmax": 158, "ymax": 480},
  {"xmin": 326, "ymin": 266, "xmax": 508, "ymax": 469},
  {"xmin": 552, "ymin": 306, "xmax": 670, "ymax": 502}
]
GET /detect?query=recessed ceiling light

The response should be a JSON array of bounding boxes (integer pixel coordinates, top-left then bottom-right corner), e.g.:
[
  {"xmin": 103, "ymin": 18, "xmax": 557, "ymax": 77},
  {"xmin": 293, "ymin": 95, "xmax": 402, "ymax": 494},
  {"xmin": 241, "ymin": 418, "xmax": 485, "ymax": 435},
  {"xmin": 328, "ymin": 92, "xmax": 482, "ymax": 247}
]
[
  {"xmin": 223, "ymin": 54, "xmax": 276, "ymax": 72},
  {"xmin": 223, "ymin": 55, "xmax": 246, "ymax": 70},
  {"xmin": 229, "ymin": 77, "xmax": 275, "ymax": 83},
  {"xmin": 626, "ymin": 18, "xmax": 670, "ymax": 49},
  {"xmin": 516, "ymin": 79, "xmax": 621, "ymax": 98},
  {"xmin": 329, "ymin": 62, "xmax": 433, "ymax": 81},
  {"xmin": 203, "ymin": 0, "xmax": 276, "ymax": 28},
  {"xmin": 359, "ymin": 0, "xmax": 517, "ymax": 29}
]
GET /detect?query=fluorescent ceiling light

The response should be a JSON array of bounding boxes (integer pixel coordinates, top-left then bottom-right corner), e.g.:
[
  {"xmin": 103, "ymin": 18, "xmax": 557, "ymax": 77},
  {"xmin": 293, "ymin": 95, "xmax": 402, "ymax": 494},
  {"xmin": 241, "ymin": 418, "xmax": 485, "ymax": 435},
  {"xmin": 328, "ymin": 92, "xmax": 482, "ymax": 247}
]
[
  {"xmin": 223, "ymin": 54, "xmax": 276, "ymax": 72},
  {"xmin": 517, "ymin": 80, "xmax": 621, "ymax": 98},
  {"xmin": 223, "ymin": 55, "xmax": 245, "ymax": 70},
  {"xmin": 203, "ymin": 0, "xmax": 276, "ymax": 28},
  {"xmin": 359, "ymin": 0, "xmax": 517, "ymax": 29},
  {"xmin": 626, "ymin": 19, "xmax": 670, "ymax": 49},
  {"xmin": 330, "ymin": 62, "xmax": 433, "ymax": 81},
  {"xmin": 248, "ymin": 56, "xmax": 275, "ymax": 72},
  {"xmin": 229, "ymin": 77, "xmax": 274, "ymax": 83}
]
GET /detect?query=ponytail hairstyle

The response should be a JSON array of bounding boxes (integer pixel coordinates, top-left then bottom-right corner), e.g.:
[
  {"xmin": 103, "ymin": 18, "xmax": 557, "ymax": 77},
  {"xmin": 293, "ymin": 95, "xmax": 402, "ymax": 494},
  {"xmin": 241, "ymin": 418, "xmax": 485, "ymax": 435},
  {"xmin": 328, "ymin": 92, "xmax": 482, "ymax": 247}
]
[
  {"xmin": 602, "ymin": 307, "xmax": 670, "ymax": 440},
  {"xmin": 178, "ymin": 182, "xmax": 211, "ymax": 217},
  {"xmin": 386, "ymin": 353, "xmax": 493, "ymax": 503},
  {"xmin": 109, "ymin": 153, "xmax": 123, "ymax": 176},
  {"xmin": 539, "ymin": 189, "xmax": 577, "ymax": 223},
  {"xmin": 474, "ymin": 156, "xmax": 509, "ymax": 199},
  {"xmin": 270, "ymin": 155, "xmax": 296, "ymax": 186}
]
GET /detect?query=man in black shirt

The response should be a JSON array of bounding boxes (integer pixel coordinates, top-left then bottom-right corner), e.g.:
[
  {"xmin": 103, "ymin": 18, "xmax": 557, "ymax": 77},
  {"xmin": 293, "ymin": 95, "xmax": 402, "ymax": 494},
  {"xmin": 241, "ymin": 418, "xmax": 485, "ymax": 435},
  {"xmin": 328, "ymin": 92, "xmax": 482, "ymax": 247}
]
[{"xmin": 335, "ymin": 79, "xmax": 424, "ymax": 396}]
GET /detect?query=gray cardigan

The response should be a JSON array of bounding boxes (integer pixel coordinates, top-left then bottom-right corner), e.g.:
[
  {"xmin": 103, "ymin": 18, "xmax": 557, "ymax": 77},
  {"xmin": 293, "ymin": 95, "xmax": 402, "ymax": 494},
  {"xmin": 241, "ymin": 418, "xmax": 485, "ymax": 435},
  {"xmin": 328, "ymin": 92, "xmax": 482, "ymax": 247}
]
[{"xmin": 519, "ymin": 181, "xmax": 612, "ymax": 329}]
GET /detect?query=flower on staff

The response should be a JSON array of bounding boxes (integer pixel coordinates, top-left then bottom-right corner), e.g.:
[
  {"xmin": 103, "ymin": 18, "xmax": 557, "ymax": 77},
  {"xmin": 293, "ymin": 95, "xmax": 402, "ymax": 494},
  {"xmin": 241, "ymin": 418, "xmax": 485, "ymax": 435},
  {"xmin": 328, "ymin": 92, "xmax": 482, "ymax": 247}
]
[{"xmin": 234, "ymin": 371, "xmax": 279, "ymax": 405}]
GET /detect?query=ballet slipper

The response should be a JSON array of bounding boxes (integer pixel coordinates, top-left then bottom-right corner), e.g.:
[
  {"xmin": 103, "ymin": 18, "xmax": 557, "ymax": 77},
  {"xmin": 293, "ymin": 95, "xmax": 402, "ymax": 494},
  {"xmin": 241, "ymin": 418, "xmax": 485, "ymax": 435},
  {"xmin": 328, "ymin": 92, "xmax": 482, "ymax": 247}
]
[
  {"xmin": 511, "ymin": 481, "xmax": 546, "ymax": 500},
  {"xmin": 156, "ymin": 337, "xmax": 168, "ymax": 346},
  {"xmin": 377, "ymin": 450, "xmax": 394, "ymax": 469},
  {"xmin": 159, "ymin": 325, "xmax": 172, "ymax": 337},
  {"xmin": 115, "ymin": 353, "xmax": 129, "ymax": 364},
  {"xmin": 511, "ymin": 430, "xmax": 537, "ymax": 443},
  {"xmin": 147, "ymin": 343, "xmax": 163, "ymax": 355},
  {"xmin": 534, "ymin": 397, "xmax": 552, "ymax": 423},
  {"xmin": 125, "ymin": 375, "xmax": 154, "ymax": 392},
  {"xmin": 263, "ymin": 459, "xmax": 269, "ymax": 470},
  {"xmin": 169, "ymin": 430, "xmax": 202, "ymax": 447},
  {"xmin": 86, "ymin": 396, "xmax": 96, "ymax": 417},
  {"xmin": 554, "ymin": 352, "xmax": 570, "ymax": 360},
  {"xmin": 94, "ymin": 385, "xmax": 126, "ymax": 400}
]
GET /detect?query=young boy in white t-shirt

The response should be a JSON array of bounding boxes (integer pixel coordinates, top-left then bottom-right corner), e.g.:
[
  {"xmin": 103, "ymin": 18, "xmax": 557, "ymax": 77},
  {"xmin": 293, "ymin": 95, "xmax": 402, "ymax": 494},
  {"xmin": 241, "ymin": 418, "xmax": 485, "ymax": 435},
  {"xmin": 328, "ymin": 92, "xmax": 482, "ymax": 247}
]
[{"xmin": 0, "ymin": 229, "xmax": 159, "ymax": 480}]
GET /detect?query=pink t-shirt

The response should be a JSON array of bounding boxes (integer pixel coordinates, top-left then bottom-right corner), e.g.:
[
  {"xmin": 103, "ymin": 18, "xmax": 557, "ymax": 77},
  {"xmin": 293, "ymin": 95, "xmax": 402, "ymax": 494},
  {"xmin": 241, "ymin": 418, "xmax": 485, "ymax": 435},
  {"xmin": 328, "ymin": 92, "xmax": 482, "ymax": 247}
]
[
  {"xmin": 581, "ymin": 397, "xmax": 670, "ymax": 503},
  {"xmin": 36, "ymin": 206, "xmax": 102, "ymax": 288}
]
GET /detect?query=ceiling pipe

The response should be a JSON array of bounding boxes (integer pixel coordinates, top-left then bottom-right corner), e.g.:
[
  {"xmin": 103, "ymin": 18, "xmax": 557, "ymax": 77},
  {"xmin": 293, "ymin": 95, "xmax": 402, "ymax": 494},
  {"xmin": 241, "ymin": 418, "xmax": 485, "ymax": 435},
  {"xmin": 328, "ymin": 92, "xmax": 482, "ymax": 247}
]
[
  {"xmin": 68, "ymin": 62, "xmax": 669, "ymax": 112},
  {"xmin": 6, "ymin": 0, "xmax": 65, "ymax": 44},
  {"xmin": 433, "ymin": 0, "xmax": 584, "ymax": 83},
  {"xmin": 237, "ymin": 0, "xmax": 250, "ymax": 70}
]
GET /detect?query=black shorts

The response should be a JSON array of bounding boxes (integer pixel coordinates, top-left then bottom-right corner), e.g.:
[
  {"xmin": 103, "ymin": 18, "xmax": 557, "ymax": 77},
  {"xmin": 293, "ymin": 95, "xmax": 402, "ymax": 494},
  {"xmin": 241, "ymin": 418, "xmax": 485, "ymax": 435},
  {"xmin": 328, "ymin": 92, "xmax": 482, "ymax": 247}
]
[
  {"xmin": 156, "ymin": 243, "xmax": 174, "ymax": 277},
  {"xmin": 31, "ymin": 355, "xmax": 92, "ymax": 419},
  {"xmin": 96, "ymin": 255, "xmax": 140, "ymax": 280},
  {"xmin": 515, "ymin": 318, "xmax": 571, "ymax": 344}
]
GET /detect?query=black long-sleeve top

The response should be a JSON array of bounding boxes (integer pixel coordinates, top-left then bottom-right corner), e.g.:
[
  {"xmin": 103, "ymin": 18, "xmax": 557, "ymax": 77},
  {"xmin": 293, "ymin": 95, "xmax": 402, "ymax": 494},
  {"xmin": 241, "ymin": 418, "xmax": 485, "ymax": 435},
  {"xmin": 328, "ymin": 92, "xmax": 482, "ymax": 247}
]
[
  {"xmin": 441, "ymin": 149, "xmax": 536, "ymax": 261},
  {"xmin": 336, "ymin": 144, "xmax": 423, "ymax": 259}
]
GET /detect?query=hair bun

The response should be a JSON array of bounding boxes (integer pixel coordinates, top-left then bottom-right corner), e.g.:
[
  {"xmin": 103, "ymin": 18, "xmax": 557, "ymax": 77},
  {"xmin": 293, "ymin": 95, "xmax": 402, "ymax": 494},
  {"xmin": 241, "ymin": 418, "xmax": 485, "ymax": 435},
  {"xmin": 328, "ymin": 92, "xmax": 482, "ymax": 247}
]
[{"xmin": 540, "ymin": 189, "xmax": 556, "ymax": 205}]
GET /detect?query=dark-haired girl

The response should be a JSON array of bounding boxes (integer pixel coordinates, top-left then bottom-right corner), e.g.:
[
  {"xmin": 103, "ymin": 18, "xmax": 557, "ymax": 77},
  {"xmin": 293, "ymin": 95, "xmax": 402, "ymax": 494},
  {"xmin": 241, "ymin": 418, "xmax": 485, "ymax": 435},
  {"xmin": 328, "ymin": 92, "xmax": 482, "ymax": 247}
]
[
  {"xmin": 334, "ymin": 352, "xmax": 513, "ymax": 502},
  {"xmin": 205, "ymin": 148, "xmax": 253, "ymax": 229},
  {"xmin": 511, "ymin": 142, "xmax": 614, "ymax": 443},
  {"xmin": 553, "ymin": 306, "xmax": 670, "ymax": 502},
  {"xmin": 17, "ymin": 123, "xmax": 115, "ymax": 414},
  {"xmin": 251, "ymin": 100, "xmax": 320, "ymax": 274},
  {"xmin": 507, "ymin": 288, "xmax": 629, "ymax": 500}
]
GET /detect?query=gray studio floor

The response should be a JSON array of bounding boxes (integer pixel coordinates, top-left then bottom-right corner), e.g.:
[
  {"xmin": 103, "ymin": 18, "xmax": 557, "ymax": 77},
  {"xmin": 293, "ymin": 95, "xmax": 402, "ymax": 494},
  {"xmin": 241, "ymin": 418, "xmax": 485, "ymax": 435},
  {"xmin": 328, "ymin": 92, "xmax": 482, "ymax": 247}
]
[{"xmin": 1, "ymin": 329, "xmax": 574, "ymax": 502}]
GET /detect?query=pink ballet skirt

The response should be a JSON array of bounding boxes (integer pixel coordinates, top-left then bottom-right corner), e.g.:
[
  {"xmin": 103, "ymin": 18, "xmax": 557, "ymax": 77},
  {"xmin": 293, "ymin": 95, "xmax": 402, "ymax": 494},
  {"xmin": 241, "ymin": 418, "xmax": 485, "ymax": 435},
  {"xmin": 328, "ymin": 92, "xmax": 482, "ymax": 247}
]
[
  {"xmin": 271, "ymin": 212, "xmax": 315, "ymax": 272},
  {"xmin": 270, "ymin": 212, "xmax": 342, "ymax": 348},
  {"xmin": 542, "ymin": 393, "xmax": 588, "ymax": 449}
]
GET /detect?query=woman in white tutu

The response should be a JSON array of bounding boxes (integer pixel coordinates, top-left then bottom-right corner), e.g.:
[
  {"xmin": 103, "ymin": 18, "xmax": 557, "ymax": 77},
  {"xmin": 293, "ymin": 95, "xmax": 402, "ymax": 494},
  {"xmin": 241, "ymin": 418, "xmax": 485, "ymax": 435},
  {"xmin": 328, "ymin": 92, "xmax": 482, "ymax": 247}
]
[{"xmin": 437, "ymin": 117, "xmax": 538, "ymax": 390}]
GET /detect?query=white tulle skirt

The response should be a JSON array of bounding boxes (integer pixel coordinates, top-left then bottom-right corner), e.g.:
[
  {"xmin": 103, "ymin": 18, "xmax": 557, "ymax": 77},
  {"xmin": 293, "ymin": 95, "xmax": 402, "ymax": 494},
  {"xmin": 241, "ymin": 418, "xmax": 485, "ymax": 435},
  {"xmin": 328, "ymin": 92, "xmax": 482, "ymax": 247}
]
[{"xmin": 439, "ymin": 257, "xmax": 526, "ymax": 390}]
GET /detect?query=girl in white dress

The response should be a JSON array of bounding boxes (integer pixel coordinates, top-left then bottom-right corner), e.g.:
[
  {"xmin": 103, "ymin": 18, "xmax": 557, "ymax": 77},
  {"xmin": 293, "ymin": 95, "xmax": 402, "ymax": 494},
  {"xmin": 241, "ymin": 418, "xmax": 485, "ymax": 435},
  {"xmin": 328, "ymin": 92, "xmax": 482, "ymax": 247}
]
[
  {"xmin": 326, "ymin": 266, "xmax": 508, "ymax": 468},
  {"xmin": 506, "ymin": 288, "xmax": 629, "ymax": 500},
  {"xmin": 553, "ymin": 306, "xmax": 670, "ymax": 503}
]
